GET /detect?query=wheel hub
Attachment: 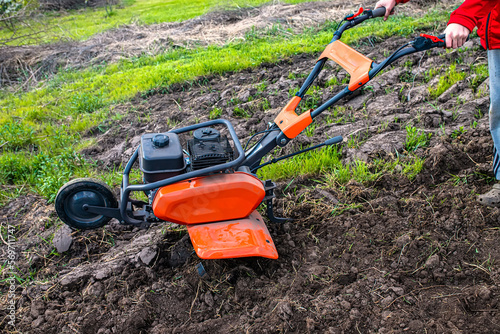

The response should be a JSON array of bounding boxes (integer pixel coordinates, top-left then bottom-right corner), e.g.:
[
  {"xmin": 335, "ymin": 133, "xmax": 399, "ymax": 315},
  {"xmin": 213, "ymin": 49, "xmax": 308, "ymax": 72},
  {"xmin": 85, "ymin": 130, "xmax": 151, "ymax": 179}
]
[{"xmin": 64, "ymin": 190, "xmax": 105, "ymax": 223}]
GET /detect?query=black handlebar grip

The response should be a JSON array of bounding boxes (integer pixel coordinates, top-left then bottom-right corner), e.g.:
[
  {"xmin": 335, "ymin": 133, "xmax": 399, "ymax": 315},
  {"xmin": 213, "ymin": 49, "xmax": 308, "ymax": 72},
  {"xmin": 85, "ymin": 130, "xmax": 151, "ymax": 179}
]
[
  {"xmin": 437, "ymin": 34, "xmax": 446, "ymax": 48},
  {"xmin": 436, "ymin": 33, "xmax": 470, "ymax": 48},
  {"xmin": 371, "ymin": 6, "xmax": 386, "ymax": 18},
  {"xmin": 324, "ymin": 136, "xmax": 343, "ymax": 146}
]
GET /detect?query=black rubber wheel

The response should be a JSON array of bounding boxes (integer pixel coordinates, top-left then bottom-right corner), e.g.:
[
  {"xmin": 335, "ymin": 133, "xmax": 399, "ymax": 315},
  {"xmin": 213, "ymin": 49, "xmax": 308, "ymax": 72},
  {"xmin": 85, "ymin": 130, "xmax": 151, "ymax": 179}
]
[{"xmin": 55, "ymin": 178, "xmax": 118, "ymax": 230}]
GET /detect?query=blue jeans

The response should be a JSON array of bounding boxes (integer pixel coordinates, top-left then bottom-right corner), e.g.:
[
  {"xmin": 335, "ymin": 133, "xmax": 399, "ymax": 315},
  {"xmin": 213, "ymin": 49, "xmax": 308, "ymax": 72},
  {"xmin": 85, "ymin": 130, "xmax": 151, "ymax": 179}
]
[{"xmin": 489, "ymin": 50, "xmax": 500, "ymax": 179}]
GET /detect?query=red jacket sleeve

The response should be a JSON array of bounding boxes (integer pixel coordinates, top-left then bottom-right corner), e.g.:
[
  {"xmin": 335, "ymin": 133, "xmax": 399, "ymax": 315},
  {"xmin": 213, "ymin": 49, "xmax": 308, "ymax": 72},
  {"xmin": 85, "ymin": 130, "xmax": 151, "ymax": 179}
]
[
  {"xmin": 396, "ymin": 0, "xmax": 410, "ymax": 3},
  {"xmin": 448, "ymin": 0, "xmax": 498, "ymax": 31}
]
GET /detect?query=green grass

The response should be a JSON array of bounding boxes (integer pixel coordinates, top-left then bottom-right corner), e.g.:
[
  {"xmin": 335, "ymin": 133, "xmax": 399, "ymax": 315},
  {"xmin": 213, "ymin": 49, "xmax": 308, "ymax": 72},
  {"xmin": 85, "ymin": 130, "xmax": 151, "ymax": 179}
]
[
  {"xmin": 209, "ymin": 107, "xmax": 222, "ymax": 119},
  {"xmin": 0, "ymin": 0, "xmax": 321, "ymax": 45},
  {"xmin": 0, "ymin": 10, "xmax": 448, "ymax": 203},
  {"xmin": 257, "ymin": 145, "xmax": 425, "ymax": 184},
  {"xmin": 233, "ymin": 106, "xmax": 251, "ymax": 118},
  {"xmin": 428, "ymin": 63, "xmax": 466, "ymax": 99},
  {"xmin": 405, "ymin": 125, "xmax": 431, "ymax": 152}
]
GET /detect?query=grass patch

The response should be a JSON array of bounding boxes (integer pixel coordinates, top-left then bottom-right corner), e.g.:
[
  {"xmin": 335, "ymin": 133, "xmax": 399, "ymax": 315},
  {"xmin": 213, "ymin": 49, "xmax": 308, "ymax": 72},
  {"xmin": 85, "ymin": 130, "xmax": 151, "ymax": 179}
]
[
  {"xmin": 428, "ymin": 63, "xmax": 466, "ymax": 99},
  {"xmin": 0, "ymin": 10, "xmax": 448, "ymax": 202},
  {"xmin": 470, "ymin": 63, "xmax": 489, "ymax": 92},
  {"xmin": 233, "ymin": 106, "xmax": 251, "ymax": 118},
  {"xmin": 405, "ymin": 125, "xmax": 431, "ymax": 152},
  {"xmin": 0, "ymin": 0, "xmax": 321, "ymax": 45},
  {"xmin": 258, "ymin": 145, "xmax": 425, "ymax": 184},
  {"xmin": 209, "ymin": 107, "xmax": 222, "ymax": 120}
]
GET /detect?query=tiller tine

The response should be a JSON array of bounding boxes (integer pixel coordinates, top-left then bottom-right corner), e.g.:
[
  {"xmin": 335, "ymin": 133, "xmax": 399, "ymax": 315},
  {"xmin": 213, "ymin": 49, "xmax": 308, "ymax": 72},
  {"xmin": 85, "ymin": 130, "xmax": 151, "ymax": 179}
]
[{"xmin": 187, "ymin": 211, "xmax": 278, "ymax": 260}]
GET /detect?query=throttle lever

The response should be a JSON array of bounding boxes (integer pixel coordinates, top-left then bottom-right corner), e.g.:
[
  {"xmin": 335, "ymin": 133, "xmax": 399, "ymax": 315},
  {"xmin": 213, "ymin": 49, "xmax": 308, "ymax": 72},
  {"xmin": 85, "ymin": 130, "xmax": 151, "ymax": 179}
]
[
  {"xmin": 411, "ymin": 33, "xmax": 445, "ymax": 51},
  {"xmin": 346, "ymin": 7, "xmax": 363, "ymax": 20},
  {"xmin": 420, "ymin": 33, "xmax": 444, "ymax": 43}
]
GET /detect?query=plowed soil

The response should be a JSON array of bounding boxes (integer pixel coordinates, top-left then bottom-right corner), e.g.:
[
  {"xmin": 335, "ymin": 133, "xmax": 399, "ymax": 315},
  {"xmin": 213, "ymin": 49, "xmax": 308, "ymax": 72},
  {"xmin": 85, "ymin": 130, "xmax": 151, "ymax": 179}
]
[{"xmin": 2, "ymin": 4, "xmax": 500, "ymax": 334}]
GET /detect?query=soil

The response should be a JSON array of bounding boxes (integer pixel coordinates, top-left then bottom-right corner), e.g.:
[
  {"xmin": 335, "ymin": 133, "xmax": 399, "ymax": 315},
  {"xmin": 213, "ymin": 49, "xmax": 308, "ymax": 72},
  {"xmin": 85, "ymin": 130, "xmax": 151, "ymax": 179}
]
[{"xmin": 2, "ymin": 3, "xmax": 500, "ymax": 334}]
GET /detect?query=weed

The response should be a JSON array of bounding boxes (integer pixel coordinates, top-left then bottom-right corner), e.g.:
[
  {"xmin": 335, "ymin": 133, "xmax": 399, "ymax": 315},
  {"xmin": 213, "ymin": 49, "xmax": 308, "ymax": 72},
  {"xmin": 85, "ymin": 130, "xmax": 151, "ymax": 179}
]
[
  {"xmin": 0, "ymin": 119, "xmax": 35, "ymax": 151},
  {"xmin": 288, "ymin": 87, "xmax": 300, "ymax": 98},
  {"xmin": 258, "ymin": 146, "xmax": 342, "ymax": 181},
  {"xmin": 233, "ymin": 107, "xmax": 251, "ymax": 118},
  {"xmin": 301, "ymin": 88, "xmax": 322, "ymax": 111},
  {"xmin": 449, "ymin": 173, "xmax": 468, "ymax": 186},
  {"xmin": 331, "ymin": 203, "xmax": 363, "ymax": 217},
  {"xmin": 451, "ymin": 126, "xmax": 466, "ymax": 139},
  {"xmin": 326, "ymin": 76, "xmax": 339, "ymax": 87},
  {"xmin": 424, "ymin": 68, "xmax": 439, "ymax": 83},
  {"xmin": 428, "ymin": 64, "xmax": 466, "ymax": 99},
  {"xmin": 405, "ymin": 126, "xmax": 431, "ymax": 152},
  {"xmin": 439, "ymin": 123, "xmax": 446, "ymax": 136},
  {"xmin": 209, "ymin": 107, "xmax": 222, "ymax": 120},
  {"xmin": 260, "ymin": 98, "xmax": 271, "ymax": 110},
  {"xmin": 401, "ymin": 157, "xmax": 424, "ymax": 180},
  {"xmin": 474, "ymin": 108, "xmax": 484, "ymax": 119},
  {"xmin": 229, "ymin": 98, "xmax": 241, "ymax": 106},
  {"xmin": 166, "ymin": 118, "xmax": 179, "ymax": 129},
  {"xmin": 305, "ymin": 123, "xmax": 316, "ymax": 137},
  {"xmin": 347, "ymin": 131, "xmax": 369, "ymax": 149},
  {"xmin": 469, "ymin": 64, "xmax": 489, "ymax": 91},
  {"xmin": 257, "ymin": 81, "xmax": 268, "ymax": 93},
  {"xmin": 378, "ymin": 121, "xmax": 390, "ymax": 133},
  {"xmin": 451, "ymin": 106, "xmax": 461, "ymax": 121},
  {"xmin": 399, "ymin": 70, "xmax": 414, "ymax": 83}
]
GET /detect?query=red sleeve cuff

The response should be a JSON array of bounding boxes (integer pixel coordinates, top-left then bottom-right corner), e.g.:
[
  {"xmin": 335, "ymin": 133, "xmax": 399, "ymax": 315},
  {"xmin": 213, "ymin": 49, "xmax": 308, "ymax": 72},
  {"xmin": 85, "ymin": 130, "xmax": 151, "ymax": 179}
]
[
  {"xmin": 396, "ymin": 0, "xmax": 410, "ymax": 3},
  {"xmin": 448, "ymin": 14, "xmax": 477, "ymax": 32}
]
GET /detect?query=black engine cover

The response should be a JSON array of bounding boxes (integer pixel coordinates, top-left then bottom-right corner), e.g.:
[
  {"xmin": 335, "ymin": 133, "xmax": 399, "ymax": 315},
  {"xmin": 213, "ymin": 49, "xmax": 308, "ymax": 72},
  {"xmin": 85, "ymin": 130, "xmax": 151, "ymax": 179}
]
[{"xmin": 187, "ymin": 127, "xmax": 233, "ymax": 170}]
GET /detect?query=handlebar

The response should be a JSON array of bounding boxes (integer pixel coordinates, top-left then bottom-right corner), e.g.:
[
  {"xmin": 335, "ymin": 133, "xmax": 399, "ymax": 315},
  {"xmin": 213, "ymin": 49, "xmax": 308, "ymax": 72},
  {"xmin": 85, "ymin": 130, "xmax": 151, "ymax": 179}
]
[
  {"xmin": 331, "ymin": 7, "xmax": 386, "ymax": 41},
  {"xmin": 371, "ymin": 7, "xmax": 387, "ymax": 18},
  {"xmin": 242, "ymin": 6, "xmax": 457, "ymax": 168},
  {"xmin": 437, "ymin": 34, "xmax": 446, "ymax": 47}
]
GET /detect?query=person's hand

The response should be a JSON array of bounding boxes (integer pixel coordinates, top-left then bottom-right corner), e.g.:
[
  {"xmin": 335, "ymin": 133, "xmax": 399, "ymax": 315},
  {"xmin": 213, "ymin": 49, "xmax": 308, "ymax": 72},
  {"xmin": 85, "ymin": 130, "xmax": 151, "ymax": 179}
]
[
  {"xmin": 375, "ymin": 0, "xmax": 397, "ymax": 21},
  {"xmin": 444, "ymin": 23, "xmax": 470, "ymax": 48}
]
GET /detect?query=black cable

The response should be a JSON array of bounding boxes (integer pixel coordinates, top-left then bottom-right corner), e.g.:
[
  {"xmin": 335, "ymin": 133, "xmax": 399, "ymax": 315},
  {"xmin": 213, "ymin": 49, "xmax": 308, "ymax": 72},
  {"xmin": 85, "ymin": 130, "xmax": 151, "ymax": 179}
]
[
  {"xmin": 371, "ymin": 42, "xmax": 411, "ymax": 78},
  {"xmin": 244, "ymin": 129, "xmax": 274, "ymax": 151},
  {"xmin": 335, "ymin": 18, "xmax": 346, "ymax": 32}
]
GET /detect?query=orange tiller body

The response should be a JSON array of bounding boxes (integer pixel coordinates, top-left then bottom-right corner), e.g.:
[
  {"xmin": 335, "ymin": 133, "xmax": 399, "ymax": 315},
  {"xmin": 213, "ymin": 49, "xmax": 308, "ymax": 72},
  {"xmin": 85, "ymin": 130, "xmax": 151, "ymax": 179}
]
[
  {"xmin": 152, "ymin": 172, "xmax": 276, "ymax": 259},
  {"xmin": 152, "ymin": 172, "xmax": 266, "ymax": 225}
]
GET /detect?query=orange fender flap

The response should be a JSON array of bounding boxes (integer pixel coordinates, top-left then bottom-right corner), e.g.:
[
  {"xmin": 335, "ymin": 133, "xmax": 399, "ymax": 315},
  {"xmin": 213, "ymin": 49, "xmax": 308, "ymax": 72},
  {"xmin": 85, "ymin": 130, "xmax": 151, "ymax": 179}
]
[{"xmin": 187, "ymin": 211, "xmax": 278, "ymax": 260}]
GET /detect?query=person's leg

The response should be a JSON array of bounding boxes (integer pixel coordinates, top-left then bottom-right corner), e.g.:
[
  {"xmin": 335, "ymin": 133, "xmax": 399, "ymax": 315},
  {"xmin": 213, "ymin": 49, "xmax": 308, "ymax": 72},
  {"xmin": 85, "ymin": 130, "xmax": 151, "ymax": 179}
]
[{"xmin": 478, "ymin": 49, "xmax": 500, "ymax": 206}]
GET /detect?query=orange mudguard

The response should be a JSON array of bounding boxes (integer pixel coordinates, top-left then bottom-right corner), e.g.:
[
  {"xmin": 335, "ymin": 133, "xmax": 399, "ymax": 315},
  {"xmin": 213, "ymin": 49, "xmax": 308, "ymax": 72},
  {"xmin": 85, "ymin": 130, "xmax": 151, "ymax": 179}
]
[
  {"xmin": 187, "ymin": 210, "xmax": 278, "ymax": 259},
  {"xmin": 152, "ymin": 172, "xmax": 266, "ymax": 225}
]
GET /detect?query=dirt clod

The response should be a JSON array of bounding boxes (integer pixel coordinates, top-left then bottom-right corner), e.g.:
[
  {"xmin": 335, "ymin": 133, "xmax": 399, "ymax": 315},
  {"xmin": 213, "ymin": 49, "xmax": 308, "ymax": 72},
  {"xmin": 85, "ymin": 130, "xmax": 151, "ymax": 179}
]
[
  {"xmin": 425, "ymin": 254, "xmax": 440, "ymax": 269},
  {"xmin": 52, "ymin": 225, "xmax": 73, "ymax": 253}
]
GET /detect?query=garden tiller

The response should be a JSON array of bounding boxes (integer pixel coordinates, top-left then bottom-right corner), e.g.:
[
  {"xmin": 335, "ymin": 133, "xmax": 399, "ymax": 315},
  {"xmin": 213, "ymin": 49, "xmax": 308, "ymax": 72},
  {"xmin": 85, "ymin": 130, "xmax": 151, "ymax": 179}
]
[{"xmin": 55, "ymin": 6, "xmax": 449, "ymax": 260}]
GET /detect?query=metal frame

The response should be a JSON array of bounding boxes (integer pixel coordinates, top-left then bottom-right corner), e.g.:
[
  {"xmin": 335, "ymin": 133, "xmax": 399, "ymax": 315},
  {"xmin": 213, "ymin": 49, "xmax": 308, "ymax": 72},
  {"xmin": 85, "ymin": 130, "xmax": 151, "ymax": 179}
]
[
  {"xmin": 91, "ymin": 7, "xmax": 448, "ymax": 226},
  {"xmin": 119, "ymin": 119, "xmax": 245, "ymax": 224}
]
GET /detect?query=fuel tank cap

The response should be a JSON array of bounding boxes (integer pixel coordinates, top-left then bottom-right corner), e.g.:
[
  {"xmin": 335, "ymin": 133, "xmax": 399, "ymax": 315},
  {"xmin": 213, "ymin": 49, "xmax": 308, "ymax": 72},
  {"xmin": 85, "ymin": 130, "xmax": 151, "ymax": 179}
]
[{"xmin": 152, "ymin": 134, "xmax": 170, "ymax": 147}]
